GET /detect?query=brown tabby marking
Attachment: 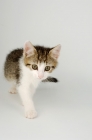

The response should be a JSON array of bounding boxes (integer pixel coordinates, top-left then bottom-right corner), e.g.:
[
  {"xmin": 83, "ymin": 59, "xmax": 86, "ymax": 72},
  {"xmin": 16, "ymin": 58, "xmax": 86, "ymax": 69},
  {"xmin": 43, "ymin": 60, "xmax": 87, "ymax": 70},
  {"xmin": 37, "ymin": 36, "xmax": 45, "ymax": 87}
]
[{"xmin": 4, "ymin": 49, "xmax": 23, "ymax": 81}]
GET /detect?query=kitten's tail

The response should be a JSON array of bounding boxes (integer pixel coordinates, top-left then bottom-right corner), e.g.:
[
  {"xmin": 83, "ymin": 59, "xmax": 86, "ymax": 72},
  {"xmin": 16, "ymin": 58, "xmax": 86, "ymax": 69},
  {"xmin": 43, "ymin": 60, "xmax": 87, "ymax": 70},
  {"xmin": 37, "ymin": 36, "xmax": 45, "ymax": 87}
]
[{"xmin": 42, "ymin": 77, "xmax": 58, "ymax": 83}]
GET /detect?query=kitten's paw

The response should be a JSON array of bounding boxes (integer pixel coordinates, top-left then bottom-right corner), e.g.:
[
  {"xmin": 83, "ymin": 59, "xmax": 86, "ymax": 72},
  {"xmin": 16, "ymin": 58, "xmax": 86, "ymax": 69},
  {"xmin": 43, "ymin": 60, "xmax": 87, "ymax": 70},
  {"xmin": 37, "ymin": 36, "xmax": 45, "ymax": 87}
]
[
  {"xmin": 9, "ymin": 87, "xmax": 16, "ymax": 94},
  {"xmin": 25, "ymin": 109, "xmax": 37, "ymax": 119}
]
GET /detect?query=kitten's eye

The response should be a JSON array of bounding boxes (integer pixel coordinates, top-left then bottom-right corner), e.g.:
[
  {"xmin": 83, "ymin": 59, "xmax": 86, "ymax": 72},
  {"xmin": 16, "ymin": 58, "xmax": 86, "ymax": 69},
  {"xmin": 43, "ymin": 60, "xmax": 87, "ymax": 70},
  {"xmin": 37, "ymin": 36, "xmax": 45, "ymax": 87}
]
[
  {"xmin": 45, "ymin": 66, "xmax": 50, "ymax": 71},
  {"xmin": 32, "ymin": 64, "xmax": 38, "ymax": 70}
]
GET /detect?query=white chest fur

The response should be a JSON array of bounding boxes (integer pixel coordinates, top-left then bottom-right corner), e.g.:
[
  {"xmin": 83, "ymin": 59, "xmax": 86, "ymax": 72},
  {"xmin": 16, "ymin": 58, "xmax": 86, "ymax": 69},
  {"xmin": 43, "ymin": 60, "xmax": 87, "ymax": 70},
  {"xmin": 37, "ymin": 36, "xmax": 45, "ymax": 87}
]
[{"xmin": 19, "ymin": 59, "xmax": 41, "ymax": 89}]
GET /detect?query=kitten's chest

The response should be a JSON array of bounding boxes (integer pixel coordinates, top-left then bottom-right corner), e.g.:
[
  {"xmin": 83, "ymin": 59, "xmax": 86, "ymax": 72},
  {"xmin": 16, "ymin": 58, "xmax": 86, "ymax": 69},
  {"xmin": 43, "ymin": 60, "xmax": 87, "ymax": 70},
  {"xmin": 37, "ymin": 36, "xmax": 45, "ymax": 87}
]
[{"xmin": 30, "ymin": 76, "xmax": 40, "ymax": 88}]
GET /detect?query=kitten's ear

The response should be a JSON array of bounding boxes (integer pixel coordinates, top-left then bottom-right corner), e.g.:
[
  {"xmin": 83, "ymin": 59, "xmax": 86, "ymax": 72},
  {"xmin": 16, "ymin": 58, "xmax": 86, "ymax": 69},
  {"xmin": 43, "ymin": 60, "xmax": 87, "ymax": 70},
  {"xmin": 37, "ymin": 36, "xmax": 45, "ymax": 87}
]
[
  {"xmin": 49, "ymin": 44, "xmax": 61, "ymax": 59},
  {"xmin": 23, "ymin": 41, "xmax": 36, "ymax": 57}
]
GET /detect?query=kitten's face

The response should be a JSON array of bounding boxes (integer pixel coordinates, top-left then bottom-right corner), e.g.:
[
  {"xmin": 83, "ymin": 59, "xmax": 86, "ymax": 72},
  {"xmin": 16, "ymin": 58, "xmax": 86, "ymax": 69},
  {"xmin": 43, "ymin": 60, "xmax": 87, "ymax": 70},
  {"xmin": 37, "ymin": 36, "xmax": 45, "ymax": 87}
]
[
  {"xmin": 26, "ymin": 62, "xmax": 54, "ymax": 80},
  {"xmin": 23, "ymin": 41, "xmax": 61, "ymax": 80}
]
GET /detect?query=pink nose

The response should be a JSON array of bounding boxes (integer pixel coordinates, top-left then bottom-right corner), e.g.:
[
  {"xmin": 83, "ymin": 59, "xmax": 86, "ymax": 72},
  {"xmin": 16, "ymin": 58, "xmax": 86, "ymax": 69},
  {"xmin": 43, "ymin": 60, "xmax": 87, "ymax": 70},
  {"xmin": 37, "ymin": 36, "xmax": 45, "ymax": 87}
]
[{"xmin": 38, "ymin": 75, "xmax": 44, "ymax": 79}]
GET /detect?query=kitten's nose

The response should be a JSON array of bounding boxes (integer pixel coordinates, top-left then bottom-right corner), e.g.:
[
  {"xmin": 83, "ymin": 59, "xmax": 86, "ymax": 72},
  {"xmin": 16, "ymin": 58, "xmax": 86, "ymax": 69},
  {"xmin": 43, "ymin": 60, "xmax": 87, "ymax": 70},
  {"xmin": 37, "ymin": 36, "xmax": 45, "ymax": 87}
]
[{"xmin": 38, "ymin": 74, "xmax": 44, "ymax": 79}]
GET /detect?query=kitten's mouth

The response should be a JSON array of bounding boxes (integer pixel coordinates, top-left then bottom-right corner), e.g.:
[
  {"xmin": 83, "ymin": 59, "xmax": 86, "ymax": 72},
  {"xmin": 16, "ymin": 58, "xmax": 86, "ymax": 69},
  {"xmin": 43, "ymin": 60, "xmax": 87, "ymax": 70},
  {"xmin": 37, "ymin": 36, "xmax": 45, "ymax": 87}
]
[
  {"xmin": 37, "ymin": 77, "xmax": 43, "ymax": 80},
  {"xmin": 38, "ymin": 75, "xmax": 44, "ymax": 80},
  {"xmin": 37, "ymin": 76, "xmax": 45, "ymax": 80}
]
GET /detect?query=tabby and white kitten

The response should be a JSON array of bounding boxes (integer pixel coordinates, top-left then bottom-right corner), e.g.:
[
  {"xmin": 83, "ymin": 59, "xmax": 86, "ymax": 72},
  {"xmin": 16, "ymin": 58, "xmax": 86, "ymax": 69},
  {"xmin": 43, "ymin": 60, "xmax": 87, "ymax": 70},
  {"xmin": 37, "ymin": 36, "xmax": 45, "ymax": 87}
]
[{"xmin": 4, "ymin": 41, "xmax": 61, "ymax": 119}]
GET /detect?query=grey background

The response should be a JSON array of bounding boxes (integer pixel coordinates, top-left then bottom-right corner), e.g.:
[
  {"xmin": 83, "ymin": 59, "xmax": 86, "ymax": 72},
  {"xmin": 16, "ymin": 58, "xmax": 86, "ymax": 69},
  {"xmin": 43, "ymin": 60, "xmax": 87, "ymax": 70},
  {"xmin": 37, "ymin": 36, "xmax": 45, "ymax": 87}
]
[{"xmin": 0, "ymin": 0, "xmax": 92, "ymax": 140}]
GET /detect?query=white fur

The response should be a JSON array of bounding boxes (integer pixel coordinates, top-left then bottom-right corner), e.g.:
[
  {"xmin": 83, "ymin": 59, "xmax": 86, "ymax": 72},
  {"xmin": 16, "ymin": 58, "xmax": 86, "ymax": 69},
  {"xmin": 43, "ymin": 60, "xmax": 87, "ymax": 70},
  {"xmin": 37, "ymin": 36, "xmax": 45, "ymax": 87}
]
[
  {"xmin": 9, "ymin": 85, "xmax": 17, "ymax": 94},
  {"xmin": 17, "ymin": 58, "xmax": 49, "ymax": 119},
  {"xmin": 32, "ymin": 62, "xmax": 49, "ymax": 80}
]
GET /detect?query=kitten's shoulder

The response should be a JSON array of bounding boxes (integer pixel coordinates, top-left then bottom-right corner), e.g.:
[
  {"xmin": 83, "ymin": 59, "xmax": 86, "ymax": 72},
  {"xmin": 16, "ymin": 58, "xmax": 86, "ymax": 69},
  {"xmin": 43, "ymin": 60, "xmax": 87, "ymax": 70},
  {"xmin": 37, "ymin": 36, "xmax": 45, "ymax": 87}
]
[{"xmin": 6, "ymin": 48, "xmax": 23, "ymax": 62}]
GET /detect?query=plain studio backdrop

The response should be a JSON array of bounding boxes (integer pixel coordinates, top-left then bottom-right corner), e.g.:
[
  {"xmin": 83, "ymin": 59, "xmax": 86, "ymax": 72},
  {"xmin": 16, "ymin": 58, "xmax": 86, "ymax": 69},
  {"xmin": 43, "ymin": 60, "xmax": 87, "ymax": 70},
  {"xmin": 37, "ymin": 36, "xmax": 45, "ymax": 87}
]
[{"xmin": 0, "ymin": 0, "xmax": 92, "ymax": 140}]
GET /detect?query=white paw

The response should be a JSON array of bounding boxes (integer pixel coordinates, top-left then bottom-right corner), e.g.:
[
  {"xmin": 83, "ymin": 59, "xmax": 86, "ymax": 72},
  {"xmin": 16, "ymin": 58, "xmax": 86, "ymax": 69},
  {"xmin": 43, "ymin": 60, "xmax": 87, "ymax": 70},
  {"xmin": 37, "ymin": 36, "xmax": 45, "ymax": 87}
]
[
  {"xmin": 9, "ymin": 87, "xmax": 16, "ymax": 94},
  {"xmin": 25, "ymin": 109, "xmax": 37, "ymax": 119}
]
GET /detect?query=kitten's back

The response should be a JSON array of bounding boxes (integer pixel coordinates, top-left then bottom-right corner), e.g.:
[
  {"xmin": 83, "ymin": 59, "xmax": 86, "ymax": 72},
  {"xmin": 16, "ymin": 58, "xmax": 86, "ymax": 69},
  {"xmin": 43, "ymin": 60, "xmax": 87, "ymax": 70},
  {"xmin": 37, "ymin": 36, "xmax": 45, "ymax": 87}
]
[{"xmin": 4, "ymin": 49, "xmax": 23, "ymax": 81}]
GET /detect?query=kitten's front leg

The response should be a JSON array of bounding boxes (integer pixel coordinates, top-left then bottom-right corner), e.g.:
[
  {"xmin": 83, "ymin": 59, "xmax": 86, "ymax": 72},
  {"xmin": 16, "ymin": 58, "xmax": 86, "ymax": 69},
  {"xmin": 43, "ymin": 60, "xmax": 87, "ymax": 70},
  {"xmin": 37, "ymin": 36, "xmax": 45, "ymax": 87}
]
[{"xmin": 17, "ymin": 85, "xmax": 37, "ymax": 119}]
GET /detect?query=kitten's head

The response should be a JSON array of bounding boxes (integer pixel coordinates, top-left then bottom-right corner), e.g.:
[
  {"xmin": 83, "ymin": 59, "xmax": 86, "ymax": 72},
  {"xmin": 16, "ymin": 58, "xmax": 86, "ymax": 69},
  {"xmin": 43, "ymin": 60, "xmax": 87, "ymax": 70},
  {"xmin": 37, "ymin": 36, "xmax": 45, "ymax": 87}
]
[{"xmin": 23, "ymin": 41, "xmax": 61, "ymax": 80}]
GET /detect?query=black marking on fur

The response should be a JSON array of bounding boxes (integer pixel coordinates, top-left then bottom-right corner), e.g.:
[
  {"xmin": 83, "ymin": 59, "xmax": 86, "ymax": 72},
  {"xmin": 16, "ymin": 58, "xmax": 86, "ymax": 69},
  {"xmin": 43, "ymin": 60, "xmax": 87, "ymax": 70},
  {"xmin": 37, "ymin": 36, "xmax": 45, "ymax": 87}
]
[{"xmin": 42, "ymin": 77, "xmax": 58, "ymax": 83}]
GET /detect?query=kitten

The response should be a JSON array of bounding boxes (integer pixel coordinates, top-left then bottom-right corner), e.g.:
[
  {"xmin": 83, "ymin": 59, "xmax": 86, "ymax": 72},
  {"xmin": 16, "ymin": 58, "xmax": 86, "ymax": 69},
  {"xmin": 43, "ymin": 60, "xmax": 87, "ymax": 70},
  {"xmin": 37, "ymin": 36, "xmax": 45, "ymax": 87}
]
[{"xmin": 4, "ymin": 41, "xmax": 61, "ymax": 119}]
